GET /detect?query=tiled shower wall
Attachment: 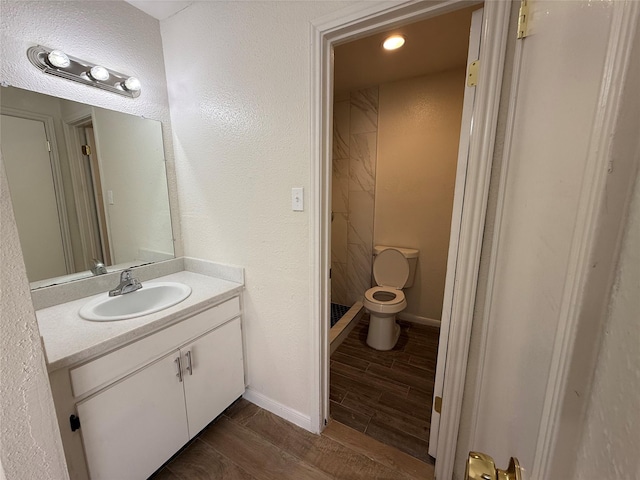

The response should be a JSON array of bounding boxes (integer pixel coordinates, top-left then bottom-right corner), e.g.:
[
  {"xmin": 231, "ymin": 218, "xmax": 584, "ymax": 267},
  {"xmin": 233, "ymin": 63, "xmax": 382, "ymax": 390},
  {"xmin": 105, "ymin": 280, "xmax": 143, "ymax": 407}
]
[{"xmin": 331, "ymin": 87, "xmax": 378, "ymax": 306}]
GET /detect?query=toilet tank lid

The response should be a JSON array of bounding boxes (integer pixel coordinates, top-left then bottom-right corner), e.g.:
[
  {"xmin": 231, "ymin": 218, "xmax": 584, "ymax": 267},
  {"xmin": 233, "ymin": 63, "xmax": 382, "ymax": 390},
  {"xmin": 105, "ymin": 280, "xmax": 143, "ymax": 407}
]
[{"xmin": 374, "ymin": 245, "xmax": 419, "ymax": 258}]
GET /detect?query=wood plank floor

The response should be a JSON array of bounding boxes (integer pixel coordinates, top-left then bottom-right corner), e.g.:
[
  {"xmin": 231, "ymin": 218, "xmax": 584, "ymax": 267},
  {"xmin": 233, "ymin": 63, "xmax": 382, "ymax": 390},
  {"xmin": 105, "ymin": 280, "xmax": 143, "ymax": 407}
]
[
  {"xmin": 150, "ymin": 398, "xmax": 434, "ymax": 480},
  {"xmin": 330, "ymin": 315, "xmax": 439, "ymax": 464}
]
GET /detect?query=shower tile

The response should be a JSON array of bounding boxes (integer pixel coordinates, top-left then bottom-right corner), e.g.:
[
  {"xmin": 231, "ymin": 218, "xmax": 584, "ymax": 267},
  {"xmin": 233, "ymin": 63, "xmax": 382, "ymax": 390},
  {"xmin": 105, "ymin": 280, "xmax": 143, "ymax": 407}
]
[
  {"xmin": 349, "ymin": 133, "xmax": 377, "ymax": 191},
  {"xmin": 348, "ymin": 214, "xmax": 373, "ymax": 249},
  {"xmin": 333, "ymin": 100, "xmax": 350, "ymax": 160},
  {"xmin": 331, "ymin": 213, "xmax": 348, "ymax": 264},
  {"xmin": 333, "ymin": 157, "xmax": 349, "ymax": 180},
  {"xmin": 348, "ymin": 189, "xmax": 374, "ymax": 217},
  {"xmin": 350, "ymin": 87, "xmax": 378, "ymax": 134},
  {"xmin": 331, "ymin": 262, "xmax": 348, "ymax": 305},
  {"xmin": 347, "ymin": 290, "xmax": 364, "ymax": 305},
  {"xmin": 331, "ymin": 176, "xmax": 348, "ymax": 214},
  {"xmin": 347, "ymin": 243, "xmax": 373, "ymax": 295}
]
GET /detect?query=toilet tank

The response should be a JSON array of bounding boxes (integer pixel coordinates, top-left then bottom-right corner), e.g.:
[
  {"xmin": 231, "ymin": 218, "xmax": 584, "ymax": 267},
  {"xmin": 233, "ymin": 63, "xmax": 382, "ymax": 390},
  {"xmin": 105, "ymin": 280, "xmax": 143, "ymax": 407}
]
[{"xmin": 373, "ymin": 245, "xmax": 419, "ymax": 288}]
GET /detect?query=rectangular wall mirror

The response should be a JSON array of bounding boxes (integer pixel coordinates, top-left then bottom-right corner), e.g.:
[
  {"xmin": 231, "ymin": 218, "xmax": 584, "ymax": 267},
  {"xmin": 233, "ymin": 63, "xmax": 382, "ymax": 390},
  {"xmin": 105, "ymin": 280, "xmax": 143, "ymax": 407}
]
[{"xmin": 1, "ymin": 86, "xmax": 174, "ymax": 289}]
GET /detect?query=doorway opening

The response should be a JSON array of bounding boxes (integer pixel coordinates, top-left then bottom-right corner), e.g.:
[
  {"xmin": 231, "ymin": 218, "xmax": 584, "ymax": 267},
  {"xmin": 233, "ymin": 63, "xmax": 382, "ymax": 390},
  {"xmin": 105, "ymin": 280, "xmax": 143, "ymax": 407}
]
[
  {"xmin": 327, "ymin": 4, "xmax": 482, "ymax": 466},
  {"xmin": 66, "ymin": 118, "xmax": 113, "ymax": 271},
  {"xmin": 312, "ymin": 2, "xmax": 511, "ymax": 479}
]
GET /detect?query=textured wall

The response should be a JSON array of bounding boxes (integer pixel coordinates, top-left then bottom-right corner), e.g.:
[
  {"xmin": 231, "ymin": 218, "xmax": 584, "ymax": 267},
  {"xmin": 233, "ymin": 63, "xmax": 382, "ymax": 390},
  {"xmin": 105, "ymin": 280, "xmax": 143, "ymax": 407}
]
[
  {"xmin": 375, "ymin": 69, "xmax": 465, "ymax": 321},
  {"xmin": 160, "ymin": 1, "xmax": 352, "ymax": 417},
  {"xmin": 331, "ymin": 87, "xmax": 379, "ymax": 307},
  {"xmin": 0, "ymin": 1, "xmax": 175, "ymax": 477},
  {"xmin": 572, "ymin": 22, "xmax": 640, "ymax": 480},
  {"xmin": 572, "ymin": 170, "xmax": 640, "ymax": 479},
  {"xmin": 0, "ymin": 156, "xmax": 69, "ymax": 479}
]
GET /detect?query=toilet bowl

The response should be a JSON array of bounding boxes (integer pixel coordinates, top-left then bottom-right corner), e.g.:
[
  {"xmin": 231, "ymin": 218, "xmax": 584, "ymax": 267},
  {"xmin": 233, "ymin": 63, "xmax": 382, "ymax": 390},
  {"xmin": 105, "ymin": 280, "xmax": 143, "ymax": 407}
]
[{"xmin": 364, "ymin": 246, "xmax": 419, "ymax": 351}]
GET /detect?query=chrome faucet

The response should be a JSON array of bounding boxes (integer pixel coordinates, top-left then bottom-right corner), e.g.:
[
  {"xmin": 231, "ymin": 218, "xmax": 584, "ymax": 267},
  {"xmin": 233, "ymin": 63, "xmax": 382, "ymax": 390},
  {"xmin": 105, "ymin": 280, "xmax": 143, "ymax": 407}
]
[
  {"xmin": 91, "ymin": 259, "xmax": 108, "ymax": 276},
  {"xmin": 109, "ymin": 269, "xmax": 143, "ymax": 296}
]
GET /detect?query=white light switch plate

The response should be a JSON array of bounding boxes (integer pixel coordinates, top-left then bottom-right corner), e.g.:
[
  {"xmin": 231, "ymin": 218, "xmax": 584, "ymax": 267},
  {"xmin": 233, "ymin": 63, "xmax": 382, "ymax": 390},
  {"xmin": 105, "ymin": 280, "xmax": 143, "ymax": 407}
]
[
  {"xmin": 292, "ymin": 187, "xmax": 304, "ymax": 211},
  {"xmin": 107, "ymin": 190, "xmax": 114, "ymax": 205}
]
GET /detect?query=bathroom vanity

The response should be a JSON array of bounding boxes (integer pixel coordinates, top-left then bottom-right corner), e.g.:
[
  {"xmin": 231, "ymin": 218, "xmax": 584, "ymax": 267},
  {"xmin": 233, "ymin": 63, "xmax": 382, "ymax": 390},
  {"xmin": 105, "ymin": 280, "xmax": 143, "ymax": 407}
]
[{"xmin": 36, "ymin": 264, "xmax": 245, "ymax": 480}]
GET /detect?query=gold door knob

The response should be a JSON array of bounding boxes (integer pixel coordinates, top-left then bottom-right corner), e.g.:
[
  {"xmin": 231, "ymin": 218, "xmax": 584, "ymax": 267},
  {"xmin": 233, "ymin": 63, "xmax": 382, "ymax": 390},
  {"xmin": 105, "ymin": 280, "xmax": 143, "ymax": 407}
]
[{"xmin": 466, "ymin": 452, "xmax": 522, "ymax": 480}]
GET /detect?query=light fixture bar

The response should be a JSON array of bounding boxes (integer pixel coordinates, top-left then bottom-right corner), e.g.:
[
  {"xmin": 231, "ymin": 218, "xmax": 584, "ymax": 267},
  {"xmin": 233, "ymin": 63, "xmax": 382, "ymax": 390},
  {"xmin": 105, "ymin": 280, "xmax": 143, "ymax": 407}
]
[{"xmin": 27, "ymin": 45, "xmax": 141, "ymax": 98}]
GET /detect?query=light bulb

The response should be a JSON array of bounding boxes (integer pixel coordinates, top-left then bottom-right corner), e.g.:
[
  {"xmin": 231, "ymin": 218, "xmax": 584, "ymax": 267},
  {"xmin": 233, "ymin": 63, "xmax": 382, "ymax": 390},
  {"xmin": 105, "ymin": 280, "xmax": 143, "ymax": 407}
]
[
  {"xmin": 123, "ymin": 76, "xmax": 141, "ymax": 92},
  {"xmin": 47, "ymin": 50, "xmax": 70, "ymax": 68},
  {"xmin": 89, "ymin": 65, "xmax": 110, "ymax": 81},
  {"xmin": 383, "ymin": 35, "xmax": 405, "ymax": 51}
]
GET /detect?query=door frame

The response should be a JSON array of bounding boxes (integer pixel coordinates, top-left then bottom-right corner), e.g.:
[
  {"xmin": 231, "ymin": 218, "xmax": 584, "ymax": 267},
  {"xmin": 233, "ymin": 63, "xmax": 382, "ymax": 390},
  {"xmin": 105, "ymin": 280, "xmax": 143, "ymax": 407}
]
[
  {"xmin": 0, "ymin": 107, "xmax": 75, "ymax": 275},
  {"xmin": 310, "ymin": 1, "xmax": 511, "ymax": 478},
  {"xmin": 63, "ymin": 112, "xmax": 108, "ymax": 270}
]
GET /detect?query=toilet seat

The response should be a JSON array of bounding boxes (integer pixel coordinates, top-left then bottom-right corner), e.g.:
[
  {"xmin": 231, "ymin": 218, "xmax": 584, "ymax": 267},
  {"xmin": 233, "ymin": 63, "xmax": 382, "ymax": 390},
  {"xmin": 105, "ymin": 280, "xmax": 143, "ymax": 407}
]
[{"xmin": 364, "ymin": 286, "xmax": 405, "ymax": 305}]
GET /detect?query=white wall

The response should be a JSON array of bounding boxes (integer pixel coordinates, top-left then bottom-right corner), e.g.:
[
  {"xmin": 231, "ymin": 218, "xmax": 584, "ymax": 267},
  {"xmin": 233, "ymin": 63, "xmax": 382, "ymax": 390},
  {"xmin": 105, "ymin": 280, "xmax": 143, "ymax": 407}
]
[
  {"xmin": 0, "ymin": 1, "xmax": 175, "ymax": 476},
  {"xmin": 161, "ymin": 1, "xmax": 353, "ymax": 420},
  {"xmin": 375, "ymin": 69, "xmax": 465, "ymax": 321},
  {"xmin": 0, "ymin": 156, "xmax": 69, "ymax": 479},
  {"xmin": 572, "ymin": 170, "xmax": 640, "ymax": 479},
  {"xmin": 571, "ymin": 21, "xmax": 640, "ymax": 480}
]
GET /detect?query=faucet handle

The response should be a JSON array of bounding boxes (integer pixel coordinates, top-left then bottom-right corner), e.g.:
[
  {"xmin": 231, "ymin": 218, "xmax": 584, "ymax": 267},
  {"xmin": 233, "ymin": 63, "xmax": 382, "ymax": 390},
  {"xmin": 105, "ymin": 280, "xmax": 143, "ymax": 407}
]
[{"xmin": 120, "ymin": 269, "xmax": 133, "ymax": 281}]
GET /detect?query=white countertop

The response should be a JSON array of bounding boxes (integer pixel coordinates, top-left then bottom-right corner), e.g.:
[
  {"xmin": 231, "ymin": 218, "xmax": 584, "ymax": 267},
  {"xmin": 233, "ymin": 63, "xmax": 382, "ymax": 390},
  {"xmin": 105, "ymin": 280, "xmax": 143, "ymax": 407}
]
[{"xmin": 36, "ymin": 270, "xmax": 243, "ymax": 372}]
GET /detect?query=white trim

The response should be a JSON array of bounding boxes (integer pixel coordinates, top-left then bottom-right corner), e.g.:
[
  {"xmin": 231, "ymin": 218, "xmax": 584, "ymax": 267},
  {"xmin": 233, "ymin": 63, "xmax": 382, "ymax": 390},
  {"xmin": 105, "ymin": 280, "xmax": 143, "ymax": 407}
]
[
  {"xmin": 311, "ymin": 2, "xmax": 510, "ymax": 478},
  {"xmin": 242, "ymin": 388, "xmax": 312, "ymax": 432},
  {"xmin": 468, "ymin": 7, "xmax": 526, "ymax": 456},
  {"xmin": 429, "ymin": 6, "xmax": 483, "ymax": 458},
  {"xmin": 63, "ymin": 116, "xmax": 96, "ymax": 271},
  {"xmin": 397, "ymin": 312, "xmax": 441, "ymax": 328},
  {"xmin": 433, "ymin": 6, "xmax": 511, "ymax": 479},
  {"xmin": 0, "ymin": 106, "xmax": 75, "ymax": 274},
  {"xmin": 531, "ymin": 3, "xmax": 640, "ymax": 478}
]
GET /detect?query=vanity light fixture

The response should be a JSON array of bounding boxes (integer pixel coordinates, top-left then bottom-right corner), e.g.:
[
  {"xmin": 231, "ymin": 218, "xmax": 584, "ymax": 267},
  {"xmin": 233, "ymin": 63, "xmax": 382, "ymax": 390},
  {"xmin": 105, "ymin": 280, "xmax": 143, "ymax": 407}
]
[
  {"xmin": 27, "ymin": 45, "xmax": 141, "ymax": 98},
  {"xmin": 383, "ymin": 35, "xmax": 405, "ymax": 51}
]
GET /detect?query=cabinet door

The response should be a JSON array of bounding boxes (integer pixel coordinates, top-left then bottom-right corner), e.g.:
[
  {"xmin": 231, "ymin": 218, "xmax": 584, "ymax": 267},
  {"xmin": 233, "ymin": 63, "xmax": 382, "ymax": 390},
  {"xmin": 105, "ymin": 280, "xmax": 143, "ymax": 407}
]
[
  {"xmin": 76, "ymin": 351, "xmax": 189, "ymax": 480},
  {"xmin": 182, "ymin": 317, "xmax": 245, "ymax": 437}
]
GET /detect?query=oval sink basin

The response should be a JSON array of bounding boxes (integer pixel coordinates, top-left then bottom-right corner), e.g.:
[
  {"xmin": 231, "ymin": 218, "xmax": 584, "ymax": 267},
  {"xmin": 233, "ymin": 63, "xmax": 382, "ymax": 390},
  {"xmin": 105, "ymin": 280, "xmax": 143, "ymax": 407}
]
[{"xmin": 79, "ymin": 282, "xmax": 192, "ymax": 322}]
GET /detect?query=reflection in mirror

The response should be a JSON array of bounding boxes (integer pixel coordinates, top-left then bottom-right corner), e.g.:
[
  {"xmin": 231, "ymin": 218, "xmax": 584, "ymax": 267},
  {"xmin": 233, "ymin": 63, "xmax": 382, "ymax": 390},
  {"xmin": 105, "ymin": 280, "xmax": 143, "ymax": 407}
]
[{"xmin": 0, "ymin": 86, "xmax": 174, "ymax": 288}]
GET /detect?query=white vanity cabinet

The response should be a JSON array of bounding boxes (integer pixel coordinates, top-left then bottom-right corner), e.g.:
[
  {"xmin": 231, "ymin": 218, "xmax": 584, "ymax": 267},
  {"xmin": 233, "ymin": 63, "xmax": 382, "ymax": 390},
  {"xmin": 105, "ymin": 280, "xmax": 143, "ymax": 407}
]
[
  {"xmin": 48, "ymin": 295, "xmax": 245, "ymax": 480},
  {"xmin": 76, "ymin": 351, "xmax": 190, "ymax": 480}
]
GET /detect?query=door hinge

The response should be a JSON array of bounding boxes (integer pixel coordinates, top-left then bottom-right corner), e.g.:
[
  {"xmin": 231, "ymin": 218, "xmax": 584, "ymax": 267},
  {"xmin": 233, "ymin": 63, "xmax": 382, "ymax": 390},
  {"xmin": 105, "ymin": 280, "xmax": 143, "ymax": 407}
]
[
  {"xmin": 81, "ymin": 144, "xmax": 91, "ymax": 155},
  {"xmin": 46, "ymin": 140, "xmax": 51, "ymax": 152},
  {"xmin": 434, "ymin": 395, "xmax": 442, "ymax": 414},
  {"xmin": 70, "ymin": 414, "xmax": 81, "ymax": 432},
  {"xmin": 467, "ymin": 60, "xmax": 479, "ymax": 87},
  {"xmin": 517, "ymin": 0, "xmax": 530, "ymax": 39}
]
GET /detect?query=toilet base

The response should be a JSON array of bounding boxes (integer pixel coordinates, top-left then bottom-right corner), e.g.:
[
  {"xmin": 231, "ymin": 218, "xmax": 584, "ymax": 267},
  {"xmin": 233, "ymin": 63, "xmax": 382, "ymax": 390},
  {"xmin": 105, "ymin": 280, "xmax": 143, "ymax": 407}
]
[{"xmin": 366, "ymin": 313, "xmax": 401, "ymax": 351}]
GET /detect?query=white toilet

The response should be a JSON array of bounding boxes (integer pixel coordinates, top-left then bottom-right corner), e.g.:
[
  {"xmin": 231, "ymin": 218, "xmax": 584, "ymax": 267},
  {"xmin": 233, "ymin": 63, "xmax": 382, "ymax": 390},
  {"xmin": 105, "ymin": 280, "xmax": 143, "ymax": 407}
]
[{"xmin": 363, "ymin": 245, "xmax": 419, "ymax": 351}]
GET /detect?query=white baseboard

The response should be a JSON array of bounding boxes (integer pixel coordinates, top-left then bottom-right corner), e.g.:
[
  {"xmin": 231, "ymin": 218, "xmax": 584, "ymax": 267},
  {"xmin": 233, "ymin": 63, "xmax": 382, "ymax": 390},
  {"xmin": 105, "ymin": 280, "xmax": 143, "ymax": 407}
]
[
  {"xmin": 242, "ymin": 387, "xmax": 314, "ymax": 433},
  {"xmin": 397, "ymin": 312, "xmax": 441, "ymax": 328}
]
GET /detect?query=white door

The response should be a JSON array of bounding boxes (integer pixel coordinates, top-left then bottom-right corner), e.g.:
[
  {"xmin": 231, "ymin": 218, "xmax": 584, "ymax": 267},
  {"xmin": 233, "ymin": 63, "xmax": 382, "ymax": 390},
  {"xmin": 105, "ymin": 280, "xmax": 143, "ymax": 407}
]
[
  {"xmin": 182, "ymin": 318, "xmax": 245, "ymax": 437},
  {"xmin": 0, "ymin": 114, "xmax": 67, "ymax": 281},
  {"xmin": 429, "ymin": 7, "xmax": 484, "ymax": 457},
  {"xmin": 76, "ymin": 351, "xmax": 189, "ymax": 480}
]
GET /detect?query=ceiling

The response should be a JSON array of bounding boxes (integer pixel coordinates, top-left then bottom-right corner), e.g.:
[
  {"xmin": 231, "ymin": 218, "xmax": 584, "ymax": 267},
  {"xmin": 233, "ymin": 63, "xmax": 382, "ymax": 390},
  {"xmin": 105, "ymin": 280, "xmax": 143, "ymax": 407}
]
[
  {"xmin": 125, "ymin": 1, "xmax": 193, "ymax": 20},
  {"xmin": 334, "ymin": 4, "xmax": 482, "ymax": 95}
]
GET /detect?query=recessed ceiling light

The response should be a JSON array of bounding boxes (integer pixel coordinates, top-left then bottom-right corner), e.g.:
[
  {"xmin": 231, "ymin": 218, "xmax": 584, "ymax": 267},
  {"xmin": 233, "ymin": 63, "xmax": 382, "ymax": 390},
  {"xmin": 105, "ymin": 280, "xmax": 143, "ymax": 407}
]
[{"xmin": 383, "ymin": 35, "xmax": 405, "ymax": 51}]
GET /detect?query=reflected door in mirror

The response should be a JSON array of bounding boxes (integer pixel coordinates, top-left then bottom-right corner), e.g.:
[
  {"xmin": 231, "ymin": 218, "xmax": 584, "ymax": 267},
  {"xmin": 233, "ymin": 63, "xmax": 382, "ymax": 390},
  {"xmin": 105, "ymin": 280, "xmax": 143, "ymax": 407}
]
[{"xmin": 1, "ymin": 114, "xmax": 69, "ymax": 281}]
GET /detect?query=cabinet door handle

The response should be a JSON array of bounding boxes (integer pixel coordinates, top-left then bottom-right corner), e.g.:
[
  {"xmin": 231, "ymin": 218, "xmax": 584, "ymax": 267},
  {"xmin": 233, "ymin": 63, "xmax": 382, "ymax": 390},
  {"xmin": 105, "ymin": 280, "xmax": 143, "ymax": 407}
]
[
  {"xmin": 175, "ymin": 356, "xmax": 183, "ymax": 382},
  {"xmin": 185, "ymin": 350, "xmax": 193, "ymax": 375}
]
